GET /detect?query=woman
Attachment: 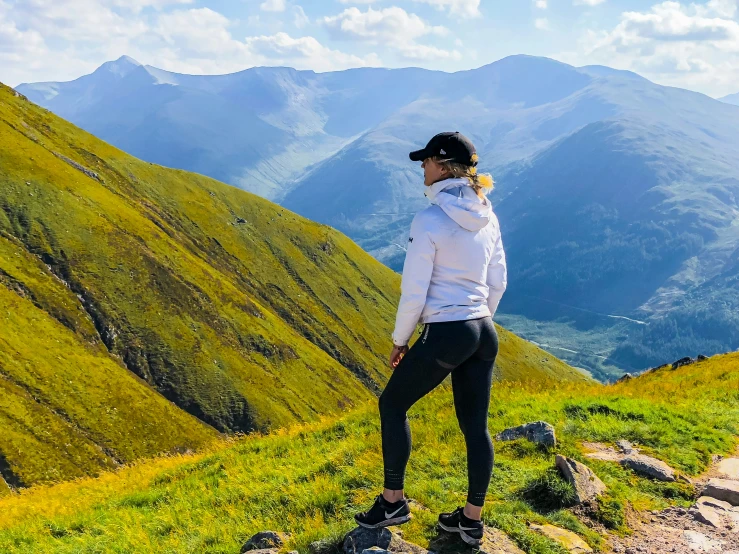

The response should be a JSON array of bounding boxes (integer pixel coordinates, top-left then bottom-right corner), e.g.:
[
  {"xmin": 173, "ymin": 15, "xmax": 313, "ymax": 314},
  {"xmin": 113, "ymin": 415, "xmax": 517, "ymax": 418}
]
[{"xmin": 354, "ymin": 132, "xmax": 507, "ymax": 546}]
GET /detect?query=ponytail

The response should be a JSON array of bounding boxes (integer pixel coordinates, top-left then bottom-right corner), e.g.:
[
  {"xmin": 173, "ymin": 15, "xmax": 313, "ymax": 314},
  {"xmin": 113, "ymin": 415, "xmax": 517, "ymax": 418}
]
[{"xmin": 434, "ymin": 157, "xmax": 495, "ymax": 200}]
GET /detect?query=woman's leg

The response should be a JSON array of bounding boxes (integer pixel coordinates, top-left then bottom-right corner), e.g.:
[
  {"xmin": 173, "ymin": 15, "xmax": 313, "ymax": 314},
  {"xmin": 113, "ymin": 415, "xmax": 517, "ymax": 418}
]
[
  {"xmin": 379, "ymin": 335, "xmax": 455, "ymax": 496},
  {"xmin": 450, "ymin": 318, "xmax": 498, "ymax": 519}
]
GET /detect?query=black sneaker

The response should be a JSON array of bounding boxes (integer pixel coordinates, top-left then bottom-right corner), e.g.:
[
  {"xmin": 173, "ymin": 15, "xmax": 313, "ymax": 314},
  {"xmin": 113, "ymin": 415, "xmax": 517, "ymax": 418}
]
[
  {"xmin": 354, "ymin": 494, "xmax": 411, "ymax": 529},
  {"xmin": 437, "ymin": 507, "xmax": 484, "ymax": 546}
]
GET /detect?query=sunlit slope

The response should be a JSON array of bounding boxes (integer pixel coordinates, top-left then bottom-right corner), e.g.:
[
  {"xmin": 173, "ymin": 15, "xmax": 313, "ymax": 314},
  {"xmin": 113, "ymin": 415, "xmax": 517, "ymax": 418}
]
[
  {"xmin": 0, "ymin": 82, "xmax": 587, "ymax": 488},
  {"xmin": 0, "ymin": 353, "xmax": 736, "ymax": 554}
]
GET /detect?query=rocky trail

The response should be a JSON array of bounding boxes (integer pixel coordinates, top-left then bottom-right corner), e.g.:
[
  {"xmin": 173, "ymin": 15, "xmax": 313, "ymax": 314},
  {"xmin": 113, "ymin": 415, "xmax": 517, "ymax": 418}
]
[
  {"xmin": 238, "ymin": 438, "xmax": 739, "ymax": 554},
  {"xmin": 608, "ymin": 449, "xmax": 739, "ymax": 554}
]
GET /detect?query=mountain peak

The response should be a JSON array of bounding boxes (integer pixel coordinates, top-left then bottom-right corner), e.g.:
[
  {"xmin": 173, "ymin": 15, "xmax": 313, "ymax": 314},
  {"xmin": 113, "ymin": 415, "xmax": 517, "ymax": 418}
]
[
  {"xmin": 94, "ymin": 55, "xmax": 142, "ymax": 78},
  {"xmin": 720, "ymin": 92, "xmax": 739, "ymax": 106}
]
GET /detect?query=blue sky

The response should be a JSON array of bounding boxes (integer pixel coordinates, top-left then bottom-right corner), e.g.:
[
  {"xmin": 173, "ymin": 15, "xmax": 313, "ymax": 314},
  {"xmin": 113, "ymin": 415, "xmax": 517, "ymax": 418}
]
[{"xmin": 1, "ymin": 0, "xmax": 738, "ymax": 96}]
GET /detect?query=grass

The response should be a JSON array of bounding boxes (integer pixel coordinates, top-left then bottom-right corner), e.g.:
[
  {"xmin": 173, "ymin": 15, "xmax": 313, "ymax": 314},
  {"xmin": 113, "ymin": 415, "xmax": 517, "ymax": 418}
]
[
  {"xmin": 0, "ymin": 81, "xmax": 589, "ymax": 488},
  {"xmin": 0, "ymin": 353, "xmax": 737, "ymax": 553}
]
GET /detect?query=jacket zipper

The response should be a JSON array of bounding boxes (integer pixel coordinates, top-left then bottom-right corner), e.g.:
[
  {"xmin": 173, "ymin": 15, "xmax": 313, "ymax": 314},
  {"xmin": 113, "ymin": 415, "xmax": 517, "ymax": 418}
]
[{"xmin": 422, "ymin": 324, "xmax": 430, "ymax": 344}]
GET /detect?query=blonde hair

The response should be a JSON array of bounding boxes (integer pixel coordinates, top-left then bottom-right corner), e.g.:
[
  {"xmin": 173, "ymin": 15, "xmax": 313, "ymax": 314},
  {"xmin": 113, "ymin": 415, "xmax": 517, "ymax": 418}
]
[{"xmin": 434, "ymin": 156, "xmax": 494, "ymax": 199}]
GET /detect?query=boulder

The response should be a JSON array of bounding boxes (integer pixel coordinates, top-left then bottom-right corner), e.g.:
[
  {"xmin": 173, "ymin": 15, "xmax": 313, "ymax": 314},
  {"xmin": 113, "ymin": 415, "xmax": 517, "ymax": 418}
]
[
  {"xmin": 671, "ymin": 357, "xmax": 695, "ymax": 369},
  {"xmin": 697, "ymin": 354, "xmax": 709, "ymax": 361},
  {"xmin": 429, "ymin": 528, "xmax": 524, "ymax": 554},
  {"xmin": 241, "ymin": 531, "xmax": 284, "ymax": 553},
  {"xmin": 615, "ymin": 373, "xmax": 633, "ymax": 383},
  {"xmin": 703, "ymin": 478, "xmax": 739, "ymax": 506},
  {"xmin": 615, "ymin": 440, "xmax": 635, "ymax": 454},
  {"xmin": 683, "ymin": 530, "xmax": 723, "ymax": 553},
  {"xmin": 496, "ymin": 421, "xmax": 556, "ymax": 447},
  {"xmin": 529, "ymin": 524, "xmax": 593, "ymax": 553},
  {"xmin": 361, "ymin": 549, "xmax": 392, "ymax": 554},
  {"xmin": 716, "ymin": 458, "xmax": 739, "ymax": 480},
  {"xmin": 555, "ymin": 455, "xmax": 606, "ymax": 504},
  {"xmin": 697, "ymin": 496, "xmax": 734, "ymax": 511},
  {"xmin": 620, "ymin": 454, "xmax": 676, "ymax": 482},
  {"xmin": 342, "ymin": 527, "xmax": 425, "ymax": 554},
  {"xmin": 690, "ymin": 504, "xmax": 722, "ymax": 528}
]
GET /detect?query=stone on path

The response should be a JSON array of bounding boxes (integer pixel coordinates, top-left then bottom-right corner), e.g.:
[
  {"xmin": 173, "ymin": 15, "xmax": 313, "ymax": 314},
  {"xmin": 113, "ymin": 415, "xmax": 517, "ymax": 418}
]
[
  {"xmin": 429, "ymin": 527, "xmax": 524, "ymax": 554},
  {"xmin": 242, "ymin": 531, "xmax": 284, "ymax": 553},
  {"xmin": 529, "ymin": 523, "xmax": 592, "ymax": 553},
  {"xmin": 615, "ymin": 440, "xmax": 634, "ymax": 454},
  {"xmin": 343, "ymin": 527, "xmax": 425, "ymax": 554},
  {"xmin": 697, "ymin": 496, "xmax": 734, "ymax": 511},
  {"xmin": 621, "ymin": 454, "xmax": 676, "ymax": 482},
  {"xmin": 496, "ymin": 421, "xmax": 556, "ymax": 447},
  {"xmin": 716, "ymin": 458, "xmax": 739, "ymax": 480},
  {"xmin": 683, "ymin": 530, "xmax": 724, "ymax": 552},
  {"xmin": 362, "ymin": 548, "xmax": 392, "ymax": 554},
  {"xmin": 555, "ymin": 455, "xmax": 606, "ymax": 504},
  {"xmin": 690, "ymin": 504, "xmax": 722, "ymax": 528},
  {"xmin": 703, "ymin": 478, "xmax": 739, "ymax": 506}
]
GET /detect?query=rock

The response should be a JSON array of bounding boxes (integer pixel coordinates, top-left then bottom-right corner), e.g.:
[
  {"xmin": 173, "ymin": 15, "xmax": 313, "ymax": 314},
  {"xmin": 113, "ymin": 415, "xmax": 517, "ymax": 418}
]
[
  {"xmin": 703, "ymin": 478, "xmax": 739, "ymax": 506},
  {"xmin": 716, "ymin": 458, "xmax": 739, "ymax": 480},
  {"xmin": 683, "ymin": 530, "xmax": 723, "ymax": 552},
  {"xmin": 529, "ymin": 523, "xmax": 593, "ymax": 553},
  {"xmin": 361, "ymin": 549, "xmax": 392, "ymax": 554},
  {"xmin": 616, "ymin": 440, "xmax": 635, "ymax": 454},
  {"xmin": 241, "ymin": 531, "xmax": 284, "ymax": 552},
  {"xmin": 697, "ymin": 354, "xmax": 709, "ymax": 361},
  {"xmin": 697, "ymin": 496, "xmax": 734, "ymax": 511},
  {"xmin": 495, "ymin": 421, "xmax": 556, "ymax": 447},
  {"xmin": 53, "ymin": 152, "xmax": 103, "ymax": 183},
  {"xmin": 429, "ymin": 527, "xmax": 523, "ymax": 554},
  {"xmin": 342, "ymin": 527, "xmax": 425, "ymax": 554},
  {"xmin": 672, "ymin": 357, "xmax": 695, "ymax": 369},
  {"xmin": 616, "ymin": 373, "xmax": 633, "ymax": 383},
  {"xmin": 690, "ymin": 504, "xmax": 722, "ymax": 528},
  {"xmin": 235, "ymin": 217, "xmax": 247, "ymax": 224},
  {"xmin": 621, "ymin": 454, "xmax": 676, "ymax": 482},
  {"xmin": 555, "ymin": 455, "xmax": 606, "ymax": 503}
]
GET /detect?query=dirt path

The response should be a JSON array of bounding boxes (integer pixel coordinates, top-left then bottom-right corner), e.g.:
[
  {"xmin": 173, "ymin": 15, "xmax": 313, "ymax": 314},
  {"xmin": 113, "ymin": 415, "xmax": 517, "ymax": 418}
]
[{"xmin": 608, "ymin": 449, "xmax": 739, "ymax": 554}]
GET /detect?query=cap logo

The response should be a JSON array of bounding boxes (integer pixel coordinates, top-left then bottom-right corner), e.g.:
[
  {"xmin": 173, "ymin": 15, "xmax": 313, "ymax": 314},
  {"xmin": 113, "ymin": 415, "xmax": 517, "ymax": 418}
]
[{"xmin": 440, "ymin": 149, "xmax": 446, "ymax": 155}]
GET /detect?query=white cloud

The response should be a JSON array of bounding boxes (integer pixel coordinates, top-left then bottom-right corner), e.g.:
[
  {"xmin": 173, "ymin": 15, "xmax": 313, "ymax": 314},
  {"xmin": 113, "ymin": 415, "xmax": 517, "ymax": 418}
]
[
  {"xmin": 245, "ymin": 32, "xmax": 381, "ymax": 70},
  {"xmin": 0, "ymin": 3, "xmax": 381, "ymax": 86},
  {"xmin": 575, "ymin": 0, "xmax": 739, "ymax": 96},
  {"xmin": 535, "ymin": 0, "xmax": 548, "ymax": 8},
  {"xmin": 574, "ymin": 0, "xmax": 606, "ymax": 5},
  {"xmin": 413, "ymin": 0, "xmax": 481, "ymax": 18},
  {"xmin": 338, "ymin": 0, "xmax": 378, "ymax": 3},
  {"xmin": 293, "ymin": 5, "xmax": 309, "ymax": 28},
  {"xmin": 322, "ymin": 6, "xmax": 459, "ymax": 60},
  {"xmin": 535, "ymin": 17, "xmax": 551, "ymax": 30},
  {"xmin": 260, "ymin": 0, "xmax": 286, "ymax": 12}
]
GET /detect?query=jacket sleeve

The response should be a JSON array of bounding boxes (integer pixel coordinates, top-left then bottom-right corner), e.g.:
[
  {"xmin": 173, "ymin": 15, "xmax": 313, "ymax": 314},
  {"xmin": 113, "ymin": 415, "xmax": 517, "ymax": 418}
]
[
  {"xmin": 486, "ymin": 230, "xmax": 507, "ymax": 318},
  {"xmin": 392, "ymin": 213, "xmax": 435, "ymax": 346}
]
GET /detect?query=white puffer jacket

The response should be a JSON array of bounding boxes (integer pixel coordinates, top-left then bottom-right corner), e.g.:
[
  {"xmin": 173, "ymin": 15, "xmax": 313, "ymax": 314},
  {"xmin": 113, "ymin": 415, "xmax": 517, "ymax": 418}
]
[{"xmin": 392, "ymin": 178, "xmax": 508, "ymax": 346}]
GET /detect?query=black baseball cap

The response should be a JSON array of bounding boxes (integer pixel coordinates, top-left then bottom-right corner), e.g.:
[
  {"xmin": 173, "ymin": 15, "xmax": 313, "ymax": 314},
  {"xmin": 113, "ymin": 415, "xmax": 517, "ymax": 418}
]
[{"xmin": 409, "ymin": 131, "xmax": 478, "ymax": 167}]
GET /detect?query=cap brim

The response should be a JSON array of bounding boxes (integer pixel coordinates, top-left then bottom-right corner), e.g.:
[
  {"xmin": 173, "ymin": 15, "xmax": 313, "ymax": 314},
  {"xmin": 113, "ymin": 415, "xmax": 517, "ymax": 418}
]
[{"xmin": 409, "ymin": 149, "xmax": 429, "ymax": 162}]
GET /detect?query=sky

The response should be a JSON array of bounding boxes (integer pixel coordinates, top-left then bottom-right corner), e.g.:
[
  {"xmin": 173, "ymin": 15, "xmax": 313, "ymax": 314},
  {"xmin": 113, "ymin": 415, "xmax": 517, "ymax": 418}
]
[{"xmin": 1, "ymin": 0, "xmax": 738, "ymax": 97}]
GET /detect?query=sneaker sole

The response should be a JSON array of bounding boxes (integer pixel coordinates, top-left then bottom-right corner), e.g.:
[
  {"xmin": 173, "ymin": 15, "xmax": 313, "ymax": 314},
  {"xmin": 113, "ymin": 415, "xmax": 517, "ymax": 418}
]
[
  {"xmin": 355, "ymin": 515, "xmax": 412, "ymax": 529},
  {"xmin": 437, "ymin": 522, "xmax": 482, "ymax": 546}
]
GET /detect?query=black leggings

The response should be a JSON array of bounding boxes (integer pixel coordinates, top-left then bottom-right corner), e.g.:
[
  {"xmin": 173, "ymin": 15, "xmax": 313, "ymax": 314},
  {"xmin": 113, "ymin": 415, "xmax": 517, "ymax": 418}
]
[{"xmin": 379, "ymin": 316, "xmax": 499, "ymax": 507}]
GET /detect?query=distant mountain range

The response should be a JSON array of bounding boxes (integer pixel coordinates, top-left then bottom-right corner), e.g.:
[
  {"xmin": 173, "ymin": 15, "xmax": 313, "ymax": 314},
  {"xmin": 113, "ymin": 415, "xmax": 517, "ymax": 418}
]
[
  {"xmin": 0, "ymin": 82, "xmax": 586, "ymax": 488},
  {"xmin": 17, "ymin": 56, "xmax": 739, "ymax": 376},
  {"xmin": 720, "ymin": 92, "xmax": 739, "ymax": 106}
]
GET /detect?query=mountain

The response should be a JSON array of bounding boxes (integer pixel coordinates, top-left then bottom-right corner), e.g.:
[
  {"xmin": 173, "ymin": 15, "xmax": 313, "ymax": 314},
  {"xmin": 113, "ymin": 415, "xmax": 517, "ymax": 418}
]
[
  {"xmin": 0, "ymin": 83, "xmax": 588, "ymax": 489},
  {"xmin": 2, "ymin": 348, "xmax": 737, "ymax": 552},
  {"xmin": 720, "ymin": 92, "xmax": 739, "ymax": 105},
  {"xmin": 18, "ymin": 55, "xmax": 739, "ymax": 376}
]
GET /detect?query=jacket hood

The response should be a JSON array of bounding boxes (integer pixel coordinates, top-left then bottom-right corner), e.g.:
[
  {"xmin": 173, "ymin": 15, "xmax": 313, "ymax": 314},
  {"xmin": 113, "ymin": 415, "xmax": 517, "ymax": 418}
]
[{"xmin": 424, "ymin": 178, "xmax": 492, "ymax": 231}]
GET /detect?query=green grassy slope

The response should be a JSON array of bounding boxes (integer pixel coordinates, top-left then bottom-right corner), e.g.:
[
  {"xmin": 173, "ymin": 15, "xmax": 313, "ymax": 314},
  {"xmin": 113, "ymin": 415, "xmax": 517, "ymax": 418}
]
[
  {"xmin": 0, "ymin": 82, "xmax": 587, "ymax": 489},
  {"xmin": 0, "ymin": 353, "xmax": 736, "ymax": 554}
]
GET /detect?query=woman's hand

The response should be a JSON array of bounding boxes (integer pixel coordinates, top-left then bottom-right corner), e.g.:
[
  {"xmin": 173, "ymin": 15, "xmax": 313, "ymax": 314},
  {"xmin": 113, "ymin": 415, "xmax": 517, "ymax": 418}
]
[{"xmin": 390, "ymin": 344, "xmax": 409, "ymax": 369}]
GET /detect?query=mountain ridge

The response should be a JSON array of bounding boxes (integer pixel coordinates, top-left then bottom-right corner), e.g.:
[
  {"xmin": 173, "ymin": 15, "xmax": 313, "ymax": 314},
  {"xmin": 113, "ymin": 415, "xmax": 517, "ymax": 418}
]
[{"xmin": 0, "ymin": 81, "xmax": 588, "ymax": 489}]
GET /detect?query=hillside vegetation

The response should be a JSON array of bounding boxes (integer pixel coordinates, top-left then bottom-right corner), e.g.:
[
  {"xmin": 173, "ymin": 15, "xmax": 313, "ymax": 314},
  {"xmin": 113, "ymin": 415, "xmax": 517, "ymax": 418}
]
[
  {"xmin": 0, "ymin": 82, "xmax": 588, "ymax": 490},
  {"xmin": 0, "ymin": 352, "xmax": 737, "ymax": 553}
]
